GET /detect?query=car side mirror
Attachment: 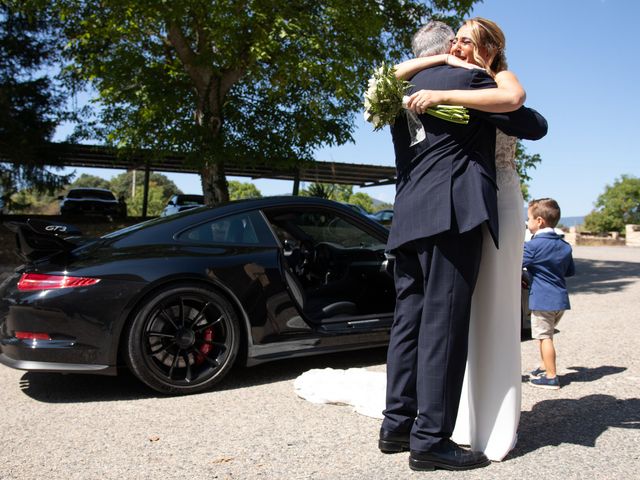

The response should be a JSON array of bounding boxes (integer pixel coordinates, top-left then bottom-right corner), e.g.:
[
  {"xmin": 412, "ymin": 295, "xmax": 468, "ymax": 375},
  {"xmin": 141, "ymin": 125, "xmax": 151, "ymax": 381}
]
[
  {"xmin": 167, "ymin": 201, "xmax": 175, "ymax": 206},
  {"xmin": 57, "ymin": 195, "xmax": 64, "ymax": 200}
]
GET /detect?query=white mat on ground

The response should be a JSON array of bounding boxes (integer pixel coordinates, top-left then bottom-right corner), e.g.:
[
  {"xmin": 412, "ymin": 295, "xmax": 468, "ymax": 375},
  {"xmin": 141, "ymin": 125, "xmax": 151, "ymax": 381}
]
[{"xmin": 293, "ymin": 367, "xmax": 385, "ymax": 419}]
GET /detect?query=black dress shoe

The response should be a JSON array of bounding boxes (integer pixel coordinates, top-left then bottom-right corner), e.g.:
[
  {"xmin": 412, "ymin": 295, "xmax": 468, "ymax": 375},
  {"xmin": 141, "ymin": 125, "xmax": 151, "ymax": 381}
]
[
  {"xmin": 378, "ymin": 427, "xmax": 410, "ymax": 453},
  {"xmin": 409, "ymin": 440, "xmax": 490, "ymax": 471}
]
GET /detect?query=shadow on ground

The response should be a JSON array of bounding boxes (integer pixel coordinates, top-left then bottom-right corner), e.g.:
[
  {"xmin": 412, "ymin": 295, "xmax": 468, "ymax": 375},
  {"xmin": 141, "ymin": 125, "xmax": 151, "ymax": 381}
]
[
  {"xmin": 508, "ymin": 394, "xmax": 640, "ymax": 459},
  {"xmin": 568, "ymin": 258, "xmax": 640, "ymax": 294},
  {"xmin": 521, "ymin": 365, "xmax": 627, "ymax": 386},
  {"xmin": 17, "ymin": 346, "xmax": 389, "ymax": 403}
]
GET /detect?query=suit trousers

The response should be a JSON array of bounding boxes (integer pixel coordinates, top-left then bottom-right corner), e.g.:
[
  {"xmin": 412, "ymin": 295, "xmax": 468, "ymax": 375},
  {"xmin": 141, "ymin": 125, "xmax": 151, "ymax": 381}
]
[{"xmin": 382, "ymin": 227, "xmax": 483, "ymax": 452}]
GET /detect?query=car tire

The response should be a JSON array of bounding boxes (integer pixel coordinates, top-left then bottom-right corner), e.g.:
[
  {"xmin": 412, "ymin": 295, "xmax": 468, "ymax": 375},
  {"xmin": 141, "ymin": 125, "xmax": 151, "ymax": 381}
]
[{"xmin": 124, "ymin": 284, "xmax": 240, "ymax": 395}]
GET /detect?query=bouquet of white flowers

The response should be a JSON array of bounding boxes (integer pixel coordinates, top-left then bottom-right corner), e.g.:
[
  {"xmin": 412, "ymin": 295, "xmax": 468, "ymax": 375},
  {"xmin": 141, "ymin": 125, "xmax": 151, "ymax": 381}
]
[{"xmin": 363, "ymin": 63, "xmax": 470, "ymax": 146}]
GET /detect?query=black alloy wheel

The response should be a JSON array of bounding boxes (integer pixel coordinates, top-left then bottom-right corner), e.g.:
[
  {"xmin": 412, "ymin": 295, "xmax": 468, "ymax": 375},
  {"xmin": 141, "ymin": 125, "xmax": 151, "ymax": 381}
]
[{"xmin": 125, "ymin": 284, "xmax": 240, "ymax": 394}]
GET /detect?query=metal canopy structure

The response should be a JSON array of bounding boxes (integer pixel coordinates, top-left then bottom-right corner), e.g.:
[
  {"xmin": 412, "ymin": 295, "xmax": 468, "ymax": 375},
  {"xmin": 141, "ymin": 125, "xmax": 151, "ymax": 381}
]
[{"xmin": 38, "ymin": 142, "xmax": 397, "ymax": 188}]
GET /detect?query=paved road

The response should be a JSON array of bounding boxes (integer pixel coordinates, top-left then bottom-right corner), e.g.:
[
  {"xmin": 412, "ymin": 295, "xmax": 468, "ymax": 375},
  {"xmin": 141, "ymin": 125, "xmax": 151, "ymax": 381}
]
[{"xmin": 0, "ymin": 246, "xmax": 639, "ymax": 479}]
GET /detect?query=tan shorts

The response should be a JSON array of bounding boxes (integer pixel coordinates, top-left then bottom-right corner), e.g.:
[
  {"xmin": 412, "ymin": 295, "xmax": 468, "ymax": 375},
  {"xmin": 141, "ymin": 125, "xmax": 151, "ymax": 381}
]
[{"xmin": 531, "ymin": 310, "xmax": 565, "ymax": 340}]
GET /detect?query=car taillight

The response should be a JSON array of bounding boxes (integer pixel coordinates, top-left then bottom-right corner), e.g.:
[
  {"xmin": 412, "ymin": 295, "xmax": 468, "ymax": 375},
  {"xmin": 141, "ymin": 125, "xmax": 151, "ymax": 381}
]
[
  {"xmin": 15, "ymin": 331, "xmax": 51, "ymax": 341},
  {"xmin": 17, "ymin": 273, "xmax": 100, "ymax": 291}
]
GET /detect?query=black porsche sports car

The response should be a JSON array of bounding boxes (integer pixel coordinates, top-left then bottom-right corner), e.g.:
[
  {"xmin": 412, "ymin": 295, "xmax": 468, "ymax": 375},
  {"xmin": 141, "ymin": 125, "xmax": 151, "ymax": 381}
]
[{"xmin": 0, "ymin": 197, "xmax": 396, "ymax": 394}]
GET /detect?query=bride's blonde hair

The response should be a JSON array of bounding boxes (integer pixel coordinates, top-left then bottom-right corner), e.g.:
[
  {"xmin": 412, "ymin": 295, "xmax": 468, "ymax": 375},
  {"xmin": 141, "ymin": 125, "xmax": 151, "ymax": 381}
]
[{"xmin": 463, "ymin": 17, "xmax": 508, "ymax": 77}]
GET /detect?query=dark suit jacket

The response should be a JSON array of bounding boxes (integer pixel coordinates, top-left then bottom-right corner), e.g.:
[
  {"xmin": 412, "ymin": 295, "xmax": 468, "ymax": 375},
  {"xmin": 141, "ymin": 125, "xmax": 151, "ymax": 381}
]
[
  {"xmin": 523, "ymin": 231, "xmax": 575, "ymax": 310},
  {"xmin": 387, "ymin": 65, "xmax": 548, "ymax": 251}
]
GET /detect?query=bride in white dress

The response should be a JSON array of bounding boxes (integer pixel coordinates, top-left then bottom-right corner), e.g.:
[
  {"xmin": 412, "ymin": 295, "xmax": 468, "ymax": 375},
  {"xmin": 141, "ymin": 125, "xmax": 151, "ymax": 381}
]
[
  {"xmin": 450, "ymin": 130, "xmax": 523, "ymax": 461},
  {"xmin": 295, "ymin": 18, "xmax": 540, "ymax": 462}
]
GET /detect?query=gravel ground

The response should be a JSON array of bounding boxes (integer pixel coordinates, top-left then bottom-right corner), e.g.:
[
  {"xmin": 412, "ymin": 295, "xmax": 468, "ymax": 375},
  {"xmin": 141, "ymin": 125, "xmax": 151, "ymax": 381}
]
[{"xmin": 0, "ymin": 246, "xmax": 639, "ymax": 479}]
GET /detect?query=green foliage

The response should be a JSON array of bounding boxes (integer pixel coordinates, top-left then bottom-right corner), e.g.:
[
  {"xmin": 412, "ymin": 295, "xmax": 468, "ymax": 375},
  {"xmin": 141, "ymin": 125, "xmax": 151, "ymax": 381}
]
[
  {"xmin": 70, "ymin": 173, "xmax": 110, "ymax": 189},
  {"xmin": 372, "ymin": 201, "xmax": 394, "ymax": 212},
  {"xmin": 109, "ymin": 171, "xmax": 181, "ymax": 201},
  {"xmin": 301, "ymin": 183, "xmax": 352, "ymax": 202},
  {"xmin": 333, "ymin": 185, "xmax": 354, "ymax": 203},
  {"xmin": 229, "ymin": 181, "xmax": 262, "ymax": 200},
  {"xmin": 301, "ymin": 183, "xmax": 336, "ymax": 199},
  {"xmin": 583, "ymin": 175, "xmax": 640, "ymax": 233},
  {"xmin": 125, "ymin": 182, "xmax": 168, "ymax": 217},
  {"xmin": 515, "ymin": 140, "xmax": 542, "ymax": 201},
  {"xmin": 9, "ymin": 188, "xmax": 59, "ymax": 214},
  {"xmin": 348, "ymin": 192, "xmax": 374, "ymax": 213},
  {"xmin": 42, "ymin": 0, "xmax": 478, "ymax": 204},
  {"xmin": 0, "ymin": 2, "xmax": 71, "ymax": 207},
  {"xmin": 108, "ymin": 171, "xmax": 181, "ymax": 216},
  {"xmin": 302, "ymin": 182, "xmax": 378, "ymax": 212}
]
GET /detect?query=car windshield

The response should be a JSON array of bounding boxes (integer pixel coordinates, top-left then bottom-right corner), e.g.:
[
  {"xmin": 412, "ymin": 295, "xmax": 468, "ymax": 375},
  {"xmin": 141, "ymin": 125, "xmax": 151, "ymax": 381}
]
[
  {"xmin": 177, "ymin": 195, "xmax": 204, "ymax": 206},
  {"xmin": 67, "ymin": 189, "xmax": 116, "ymax": 201}
]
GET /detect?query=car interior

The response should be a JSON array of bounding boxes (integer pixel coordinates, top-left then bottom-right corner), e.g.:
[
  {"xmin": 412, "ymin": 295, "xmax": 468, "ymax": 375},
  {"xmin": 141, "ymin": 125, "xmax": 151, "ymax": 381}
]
[{"xmin": 263, "ymin": 208, "xmax": 396, "ymax": 324}]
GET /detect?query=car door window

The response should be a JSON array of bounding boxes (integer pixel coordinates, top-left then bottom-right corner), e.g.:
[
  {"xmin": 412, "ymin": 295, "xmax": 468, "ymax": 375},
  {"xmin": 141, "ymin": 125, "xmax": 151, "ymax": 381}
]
[
  {"xmin": 273, "ymin": 210, "xmax": 383, "ymax": 248},
  {"xmin": 178, "ymin": 211, "xmax": 269, "ymax": 244}
]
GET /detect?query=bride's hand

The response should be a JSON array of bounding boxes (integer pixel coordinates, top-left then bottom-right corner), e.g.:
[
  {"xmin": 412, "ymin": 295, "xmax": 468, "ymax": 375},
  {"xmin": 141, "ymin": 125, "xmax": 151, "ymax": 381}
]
[{"xmin": 406, "ymin": 90, "xmax": 445, "ymax": 114}]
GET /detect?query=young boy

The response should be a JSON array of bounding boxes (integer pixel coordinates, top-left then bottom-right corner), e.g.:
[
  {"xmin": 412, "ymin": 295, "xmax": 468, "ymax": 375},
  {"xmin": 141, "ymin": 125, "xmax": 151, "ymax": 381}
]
[{"xmin": 523, "ymin": 198, "xmax": 575, "ymax": 390}]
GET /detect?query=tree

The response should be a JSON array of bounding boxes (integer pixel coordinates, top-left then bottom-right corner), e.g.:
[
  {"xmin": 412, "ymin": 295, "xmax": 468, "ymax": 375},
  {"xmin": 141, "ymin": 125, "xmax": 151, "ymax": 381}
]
[
  {"xmin": 348, "ymin": 191, "xmax": 374, "ymax": 213},
  {"xmin": 301, "ymin": 183, "xmax": 336, "ymax": 199},
  {"xmin": 108, "ymin": 171, "xmax": 181, "ymax": 216},
  {"xmin": 69, "ymin": 173, "xmax": 110, "ymax": 190},
  {"xmin": 515, "ymin": 140, "xmax": 542, "ymax": 201},
  {"xmin": 301, "ymin": 182, "xmax": 354, "ymax": 201},
  {"xmin": 109, "ymin": 171, "xmax": 181, "ymax": 201},
  {"xmin": 126, "ymin": 182, "xmax": 170, "ymax": 217},
  {"xmin": 228, "ymin": 181, "xmax": 262, "ymax": 200},
  {"xmin": 583, "ymin": 175, "xmax": 640, "ymax": 234},
  {"xmin": 372, "ymin": 201, "xmax": 394, "ymax": 212},
  {"xmin": 47, "ymin": 0, "xmax": 478, "ymax": 205},
  {"xmin": 0, "ymin": 2, "xmax": 71, "ymax": 208},
  {"xmin": 302, "ymin": 182, "xmax": 379, "ymax": 212}
]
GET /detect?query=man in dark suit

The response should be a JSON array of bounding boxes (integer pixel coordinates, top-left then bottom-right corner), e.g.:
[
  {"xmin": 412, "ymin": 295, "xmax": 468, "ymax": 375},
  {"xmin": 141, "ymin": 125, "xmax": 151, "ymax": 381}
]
[{"xmin": 378, "ymin": 21, "xmax": 548, "ymax": 471}]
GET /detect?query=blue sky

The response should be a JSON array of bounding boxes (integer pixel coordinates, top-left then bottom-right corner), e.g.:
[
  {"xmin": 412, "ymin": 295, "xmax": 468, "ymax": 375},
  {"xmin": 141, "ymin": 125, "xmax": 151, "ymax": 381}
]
[{"xmin": 56, "ymin": 0, "xmax": 639, "ymax": 218}]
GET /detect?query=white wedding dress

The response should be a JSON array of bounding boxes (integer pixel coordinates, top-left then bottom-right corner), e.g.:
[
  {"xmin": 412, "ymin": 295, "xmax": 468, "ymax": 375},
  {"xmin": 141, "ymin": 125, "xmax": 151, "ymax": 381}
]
[
  {"xmin": 450, "ymin": 131, "xmax": 523, "ymax": 461},
  {"xmin": 294, "ymin": 131, "xmax": 523, "ymax": 462}
]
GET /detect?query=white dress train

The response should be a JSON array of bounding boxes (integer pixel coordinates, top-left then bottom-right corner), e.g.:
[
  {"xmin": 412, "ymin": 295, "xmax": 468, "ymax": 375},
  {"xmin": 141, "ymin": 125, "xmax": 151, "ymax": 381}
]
[
  {"xmin": 293, "ymin": 132, "xmax": 523, "ymax": 462},
  {"xmin": 451, "ymin": 131, "xmax": 523, "ymax": 461}
]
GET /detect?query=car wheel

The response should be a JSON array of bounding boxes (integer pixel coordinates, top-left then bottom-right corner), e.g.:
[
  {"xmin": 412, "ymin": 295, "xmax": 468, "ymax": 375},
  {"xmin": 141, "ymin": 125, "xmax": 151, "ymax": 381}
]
[{"xmin": 125, "ymin": 284, "xmax": 240, "ymax": 394}]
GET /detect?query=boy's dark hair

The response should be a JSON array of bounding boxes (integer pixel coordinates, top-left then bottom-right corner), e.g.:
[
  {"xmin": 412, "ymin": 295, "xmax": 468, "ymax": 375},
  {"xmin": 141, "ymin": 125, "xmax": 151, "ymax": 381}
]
[{"xmin": 529, "ymin": 198, "xmax": 561, "ymax": 227}]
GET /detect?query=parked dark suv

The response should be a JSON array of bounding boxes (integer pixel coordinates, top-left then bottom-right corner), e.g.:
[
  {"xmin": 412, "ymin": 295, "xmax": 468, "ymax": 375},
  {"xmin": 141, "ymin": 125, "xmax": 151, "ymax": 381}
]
[{"xmin": 59, "ymin": 188, "xmax": 124, "ymax": 217}]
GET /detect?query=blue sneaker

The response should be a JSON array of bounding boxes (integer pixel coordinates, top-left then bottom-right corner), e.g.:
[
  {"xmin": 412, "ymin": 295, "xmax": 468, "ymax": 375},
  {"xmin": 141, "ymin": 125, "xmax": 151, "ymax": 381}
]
[
  {"xmin": 530, "ymin": 375, "xmax": 560, "ymax": 390},
  {"xmin": 530, "ymin": 367, "xmax": 546, "ymax": 378}
]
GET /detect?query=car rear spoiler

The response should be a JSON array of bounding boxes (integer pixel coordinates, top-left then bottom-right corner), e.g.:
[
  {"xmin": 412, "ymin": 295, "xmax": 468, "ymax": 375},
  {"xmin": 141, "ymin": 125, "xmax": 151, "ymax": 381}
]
[{"xmin": 4, "ymin": 218, "xmax": 85, "ymax": 263}]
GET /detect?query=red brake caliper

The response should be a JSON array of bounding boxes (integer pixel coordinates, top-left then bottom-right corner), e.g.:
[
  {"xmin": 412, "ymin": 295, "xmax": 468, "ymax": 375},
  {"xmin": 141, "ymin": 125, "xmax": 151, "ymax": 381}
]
[{"xmin": 195, "ymin": 328, "xmax": 214, "ymax": 366}]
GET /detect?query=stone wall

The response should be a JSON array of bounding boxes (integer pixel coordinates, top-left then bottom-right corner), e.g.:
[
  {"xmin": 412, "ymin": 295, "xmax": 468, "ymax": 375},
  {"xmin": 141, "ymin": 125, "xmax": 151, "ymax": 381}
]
[
  {"xmin": 626, "ymin": 224, "xmax": 640, "ymax": 247},
  {"xmin": 564, "ymin": 226, "xmax": 627, "ymax": 247}
]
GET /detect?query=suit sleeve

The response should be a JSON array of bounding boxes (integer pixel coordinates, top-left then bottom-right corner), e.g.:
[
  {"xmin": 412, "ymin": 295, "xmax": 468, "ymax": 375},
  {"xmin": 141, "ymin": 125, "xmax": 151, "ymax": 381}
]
[
  {"xmin": 565, "ymin": 253, "xmax": 576, "ymax": 277},
  {"xmin": 475, "ymin": 107, "xmax": 548, "ymax": 140},
  {"xmin": 522, "ymin": 242, "xmax": 535, "ymax": 268},
  {"xmin": 467, "ymin": 69, "xmax": 549, "ymax": 140}
]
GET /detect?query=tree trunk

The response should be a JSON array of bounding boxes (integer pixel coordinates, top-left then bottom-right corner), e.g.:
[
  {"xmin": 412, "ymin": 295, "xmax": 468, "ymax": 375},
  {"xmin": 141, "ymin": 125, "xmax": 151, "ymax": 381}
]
[{"xmin": 200, "ymin": 162, "xmax": 229, "ymax": 205}]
